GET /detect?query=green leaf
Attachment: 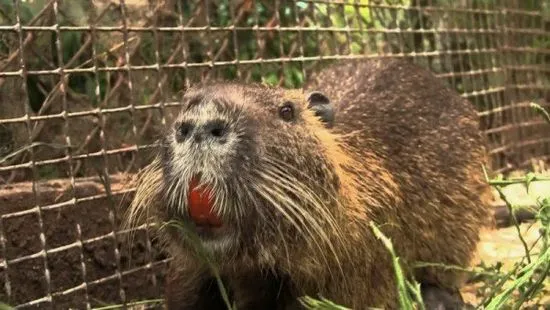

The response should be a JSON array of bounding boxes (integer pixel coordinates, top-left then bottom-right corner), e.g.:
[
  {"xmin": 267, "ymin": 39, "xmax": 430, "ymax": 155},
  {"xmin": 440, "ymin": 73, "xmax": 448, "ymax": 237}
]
[
  {"xmin": 485, "ymin": 248, "xmax": 550, "ymax": 309},
  {"xmin": 296, "ymin": 1, "xmax": 308, "ymax": 10},
  {"xmin": 61, "ymin": 31, "xmax": 82, "ymax": 65},
  {"xmin": 530, "ymin": 102, "xmax": 550, "ymax": 124},
  {"xmin": 264, "ymin": 73, "xmax": 279, "ymax": 86},
  {"xmin": 0, "ymin": 0, "xmax": 34, "ymax": 24},
  {"xmin": 26, "ymin": 74, "xmax": 46, "ymax": 113},
  {"xmin": 525, "ymin": 172, "xmax": 536, "ymax": 194},
  {"xmin": 0, "ymin": 302, "xmax": 14, "ymax": 310},
  {"xmin": 299, "ymin": 296, "xmax": 352, "ymax": 310}
]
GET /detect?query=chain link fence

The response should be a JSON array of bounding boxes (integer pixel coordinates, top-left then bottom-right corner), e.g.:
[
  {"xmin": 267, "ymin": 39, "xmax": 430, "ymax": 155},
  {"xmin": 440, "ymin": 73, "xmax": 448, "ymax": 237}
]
[{"xmin": 0, "ymin": 0, "xmax": 549, "ymax": 308}]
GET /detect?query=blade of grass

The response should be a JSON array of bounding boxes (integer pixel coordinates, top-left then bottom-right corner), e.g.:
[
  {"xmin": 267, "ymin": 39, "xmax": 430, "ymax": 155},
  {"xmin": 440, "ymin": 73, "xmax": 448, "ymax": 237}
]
[
  {"xmin": 530, "ymin": 102, "xmax": 550, "ymax": 124},
  {"xmin": 299, "ymin": 296, "xmax": 353, "ymax": 310},
  {"xmin": 162, "ymin": 220, "xmax": 235, "ymax": 310},
  {"xmin": 0, "ymin": 142, "xmax": 67, "ymax": 164},
  {"xmin": 484, "ymin": 247, "xmax": 549, "ymax": 310},
  {"xmin": 91, "ymin": 298, "xmax": 164, "ymax": 310},
  {"xmin": 369, "ymin": 221, "xmax": 424, "ymax": 310}
]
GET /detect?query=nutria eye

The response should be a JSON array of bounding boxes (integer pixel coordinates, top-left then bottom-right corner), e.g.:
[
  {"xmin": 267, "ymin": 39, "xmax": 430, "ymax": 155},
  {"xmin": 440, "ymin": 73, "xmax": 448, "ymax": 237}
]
[{"xmin": 279, "ymin": 102, "xmax": 294, "ymax": 121}]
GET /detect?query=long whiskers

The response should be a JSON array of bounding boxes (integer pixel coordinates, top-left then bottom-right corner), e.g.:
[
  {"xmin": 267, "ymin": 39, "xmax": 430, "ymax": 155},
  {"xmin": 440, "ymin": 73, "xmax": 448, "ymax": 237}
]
[
  {"xmin": 263, "ymin": 156, "xmax": 351, "ymax": 256},
  {"xmin": 253, "ymin": 181, "xmax": 330, "ymax": 268},
  {"xmin": 264, "ymin": 156, "xmax": 342, "ymax": 204},
  {"xmin": 260, "ymin": 167, "xmax": 347, "ymax": 251},
  {"xmin": 253, "ymin": 160, "xmax": 348, "ymax": 278},
  {"xmin": 124, "ymin": 157, "xmax": 164, "ymax": 251}
]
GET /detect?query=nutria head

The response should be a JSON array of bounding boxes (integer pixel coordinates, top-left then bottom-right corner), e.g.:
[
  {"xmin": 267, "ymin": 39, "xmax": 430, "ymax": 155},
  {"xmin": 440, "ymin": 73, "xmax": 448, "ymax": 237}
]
[{"xmin": 128, "ymin": 82, "xmax": 348, "ymax": 264}]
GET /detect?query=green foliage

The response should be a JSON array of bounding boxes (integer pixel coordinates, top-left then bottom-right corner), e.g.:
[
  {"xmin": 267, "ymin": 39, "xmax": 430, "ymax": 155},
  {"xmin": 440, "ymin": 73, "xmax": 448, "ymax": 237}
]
[
  {"xmin": 475, "ymin": 180, "xmax": 550, "ymax": 308},
  {"xmin": 531, "ymin": 102, "xmax": 550, "ymax": 124},
  {"xmin": 0, "ymin": 0, "xmax": 33, "ymax": 24},
  {"xmin": 300, "ymin": 296, "xmax": 354, "ymax": 310},
  {"xmin": 150, "ymin": 1, "xmax": 381, "ymax": 89},
  {"xmin": 483, "ymin": 104, "xmax": 550, "ymax": 309},
  {"xmin": 0, "ymin": 1, "xmax": 108, "ymax": 111},
  {"xmin": 0, "ymin": 302, "xmax": 14, "ymax": 310},
  {"xmin": 90, "ymin": 299, "xmax": 164, "ymax": 310},
  {"xmin": 370, "ymin": 222, "xmax": 425, "ymax": 310}
]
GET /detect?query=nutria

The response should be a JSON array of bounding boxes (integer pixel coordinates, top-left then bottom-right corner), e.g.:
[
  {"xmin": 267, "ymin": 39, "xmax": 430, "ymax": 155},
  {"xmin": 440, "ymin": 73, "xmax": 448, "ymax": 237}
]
[{"xmin": 126, "ymin": 58, "xmax": 493, "ymax": 309}]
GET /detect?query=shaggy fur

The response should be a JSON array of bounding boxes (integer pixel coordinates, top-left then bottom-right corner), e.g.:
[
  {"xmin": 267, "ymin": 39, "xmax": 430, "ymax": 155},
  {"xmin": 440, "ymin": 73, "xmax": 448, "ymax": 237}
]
[{"xmin": 125, "ymin": 59, "xmax": 493, "ymax": 309}]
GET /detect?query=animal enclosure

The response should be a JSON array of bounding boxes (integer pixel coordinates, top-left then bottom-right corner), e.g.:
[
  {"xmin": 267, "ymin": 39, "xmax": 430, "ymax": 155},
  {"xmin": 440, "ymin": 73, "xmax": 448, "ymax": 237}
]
[{"xmin": 0, "ymin": 0, "xmax": 549, "ymax": 309}]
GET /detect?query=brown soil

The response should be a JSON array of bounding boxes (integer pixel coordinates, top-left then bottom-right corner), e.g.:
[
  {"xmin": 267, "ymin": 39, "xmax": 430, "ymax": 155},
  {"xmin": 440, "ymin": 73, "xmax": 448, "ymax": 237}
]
[{"xmin": 0, "ymin": 175, "xmax": 168, "ymax": 309}]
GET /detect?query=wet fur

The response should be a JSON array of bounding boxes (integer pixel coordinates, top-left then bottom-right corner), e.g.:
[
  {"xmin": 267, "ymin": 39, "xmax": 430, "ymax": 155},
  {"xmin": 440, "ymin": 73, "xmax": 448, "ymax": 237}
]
[{"xmin": 126, "ymin": 59, "xmax": 493, "ymax": 309}]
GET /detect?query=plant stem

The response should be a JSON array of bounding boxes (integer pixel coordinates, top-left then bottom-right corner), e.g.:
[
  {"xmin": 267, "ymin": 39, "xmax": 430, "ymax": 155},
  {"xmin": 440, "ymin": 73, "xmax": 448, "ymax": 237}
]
[{"xmin": 494, "ymin": 185, "xmax": 532, "ymax": 264}]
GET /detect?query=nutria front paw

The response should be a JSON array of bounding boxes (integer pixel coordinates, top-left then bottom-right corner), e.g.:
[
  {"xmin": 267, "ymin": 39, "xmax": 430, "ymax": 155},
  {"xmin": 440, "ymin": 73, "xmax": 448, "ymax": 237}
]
[
  {"xmin": 421, "ymin": 284, "xmax": 474, "ymax": 310},
  {"xmin": 165, "ymin": 272, "xmax": 229, "ymax": 310}
]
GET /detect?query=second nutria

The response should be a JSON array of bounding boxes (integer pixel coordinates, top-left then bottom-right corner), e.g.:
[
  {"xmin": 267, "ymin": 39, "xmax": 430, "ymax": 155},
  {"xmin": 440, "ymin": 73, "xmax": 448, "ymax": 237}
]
[{"xmin": 126, "ymin": 58, "xmax": 493, "ymax": 309}]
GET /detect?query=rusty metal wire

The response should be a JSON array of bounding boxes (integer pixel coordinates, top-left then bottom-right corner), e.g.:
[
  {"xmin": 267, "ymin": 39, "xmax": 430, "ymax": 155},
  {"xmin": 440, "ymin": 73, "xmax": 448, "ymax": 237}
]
[{"xmin": 0, "ymin": 0, "xmax": 549, "ymax": 308}]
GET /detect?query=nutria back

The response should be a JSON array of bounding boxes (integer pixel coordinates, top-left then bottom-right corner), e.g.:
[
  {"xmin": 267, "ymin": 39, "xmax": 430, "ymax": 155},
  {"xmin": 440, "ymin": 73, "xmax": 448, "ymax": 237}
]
[
  {"xmin": 306, "ymin": 59, "xmax": 487, "ymax": 169},
  {"xmin": 305, "ymin": 57, "xmax": 493, "ymax": 294},
  {"xmin": 127, "ymin": 59, "xmax": 493, "ymax": 309}
]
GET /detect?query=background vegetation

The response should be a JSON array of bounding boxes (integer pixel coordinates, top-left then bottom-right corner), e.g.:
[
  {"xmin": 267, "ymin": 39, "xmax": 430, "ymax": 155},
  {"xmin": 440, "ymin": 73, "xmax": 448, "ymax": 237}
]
[{"xmin": 1, "ymin": 0, "xmax": 550, "ymax": 183}]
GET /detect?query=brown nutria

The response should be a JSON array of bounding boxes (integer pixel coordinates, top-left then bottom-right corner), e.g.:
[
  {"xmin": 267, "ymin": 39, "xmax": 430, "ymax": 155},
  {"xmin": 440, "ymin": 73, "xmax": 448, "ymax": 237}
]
[{"xmin": 125, "ymin": 58, "xmax": 493, "ymax": 309}]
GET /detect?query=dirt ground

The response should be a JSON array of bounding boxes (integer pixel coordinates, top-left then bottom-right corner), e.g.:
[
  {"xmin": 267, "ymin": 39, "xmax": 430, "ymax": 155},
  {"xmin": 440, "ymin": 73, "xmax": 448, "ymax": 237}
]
[
  {"xmin": 0, "ymin": 174, "xmax": 168, "ymax": 309},
  {"xmin": 0, "ymin": 174, "xmax": 548, "ymax": 309}
]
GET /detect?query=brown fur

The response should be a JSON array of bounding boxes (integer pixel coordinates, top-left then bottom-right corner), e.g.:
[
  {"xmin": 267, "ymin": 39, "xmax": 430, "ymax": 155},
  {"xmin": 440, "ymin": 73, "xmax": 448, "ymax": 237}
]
[{"xmin": 126, "ymin": 59, "xmax": 493, "ymax": 309}]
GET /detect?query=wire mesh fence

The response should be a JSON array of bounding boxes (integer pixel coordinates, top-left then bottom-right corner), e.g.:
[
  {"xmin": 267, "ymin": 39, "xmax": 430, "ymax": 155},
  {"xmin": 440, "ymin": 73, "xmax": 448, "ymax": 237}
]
[{"xmin": 0, "ymin": 0, "xmax": 549, "ymax": 308}]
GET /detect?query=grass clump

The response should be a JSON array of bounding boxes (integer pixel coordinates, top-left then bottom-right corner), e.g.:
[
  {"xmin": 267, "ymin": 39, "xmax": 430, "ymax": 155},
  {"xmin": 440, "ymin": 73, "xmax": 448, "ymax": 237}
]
[
  {"xmin": 369, "ymin": 222, "xmax": 426, "ymax": 310},
  {"xmin": 472, "ymin": 103, "xmax": 550, "ymax": 309}
]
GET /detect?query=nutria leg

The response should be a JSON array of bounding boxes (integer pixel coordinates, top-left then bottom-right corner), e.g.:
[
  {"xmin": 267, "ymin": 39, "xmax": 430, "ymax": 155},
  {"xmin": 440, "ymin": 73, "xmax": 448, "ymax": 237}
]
[
  {"xmin": 164, "ymin": 267, "xmax": 229, "ymax": 310},
  {"xmin": 229, "ymin": 271, "xmax": 302, "ymax": 310},
  {"xmin": 421, "ymin": 284, "xmax": 474, "ymax": 310}
]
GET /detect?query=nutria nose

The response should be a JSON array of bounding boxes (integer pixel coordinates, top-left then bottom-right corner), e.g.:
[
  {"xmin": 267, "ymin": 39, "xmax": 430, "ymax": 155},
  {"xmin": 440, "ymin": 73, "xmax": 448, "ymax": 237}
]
[
  {"xmin": 176, "ymin": 122, "xmax": 193, "ymax": 141},
  {"xmin": 176, "ymin": 119, "xmax": 229, "ymax": 144},
  {"xmin": 203, "ymin": 120, "xmax": 228, "ymax": 139}
]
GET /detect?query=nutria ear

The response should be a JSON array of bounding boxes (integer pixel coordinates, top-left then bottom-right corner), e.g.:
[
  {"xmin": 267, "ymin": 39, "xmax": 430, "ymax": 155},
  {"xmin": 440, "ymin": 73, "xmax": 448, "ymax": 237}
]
[
  {"xmin": 306, "ymin": 91, "xmax": 334, "ymax": 128},
  {"xmin": 307, "ymin": 91, "xmax": 330, "ymax": 106}
]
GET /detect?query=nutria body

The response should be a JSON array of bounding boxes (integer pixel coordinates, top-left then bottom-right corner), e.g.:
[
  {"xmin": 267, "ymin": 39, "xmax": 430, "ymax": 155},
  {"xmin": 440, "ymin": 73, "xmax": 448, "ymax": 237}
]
[{"xmin": 127, "ymin": 59, "xmax": 493, "ymax": 309}]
